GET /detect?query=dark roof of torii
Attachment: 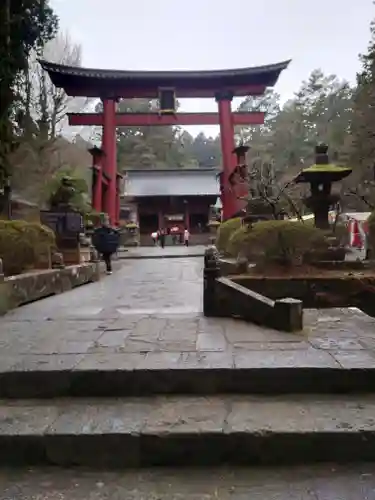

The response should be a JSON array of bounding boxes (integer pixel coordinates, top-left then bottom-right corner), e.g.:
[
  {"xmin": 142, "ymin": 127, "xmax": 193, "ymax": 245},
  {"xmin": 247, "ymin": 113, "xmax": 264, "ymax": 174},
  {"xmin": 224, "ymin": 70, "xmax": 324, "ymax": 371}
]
[{"xmin": 39, "ymin": 59, "xmax": 291, "ymax": 98}]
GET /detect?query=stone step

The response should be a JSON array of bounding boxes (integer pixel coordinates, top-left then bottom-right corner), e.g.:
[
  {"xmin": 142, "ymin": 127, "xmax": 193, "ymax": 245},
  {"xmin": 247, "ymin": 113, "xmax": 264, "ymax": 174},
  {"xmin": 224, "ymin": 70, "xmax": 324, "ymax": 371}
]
[
  {"xmin": 1, "ymin": 464, "xmax": 374, "ymax": 498},
  {"xmin": 1, "ymin": 360, "xmax": 375, "ymax": 398},
  {"xmin": 1, "ymin": 394, "xmax": 375, "ymax": 466}
]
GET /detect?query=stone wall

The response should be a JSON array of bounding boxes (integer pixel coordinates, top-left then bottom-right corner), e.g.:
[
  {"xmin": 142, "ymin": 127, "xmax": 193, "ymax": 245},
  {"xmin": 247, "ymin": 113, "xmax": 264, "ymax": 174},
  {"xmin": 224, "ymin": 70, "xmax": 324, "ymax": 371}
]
[
  {"xmin": 233, "ymin": 275, "xmax": 375, "ymax": 316},
  {"xmin": 203, "ymin": 248, "xmax": 303, "ymax": 332},
  {"xmin": 215, "ymin": 277, "xmax": 303, "ymax": 332},
  {"xmin": 0, "ymin": 262, "xmax": 100, "ymax": 315}
]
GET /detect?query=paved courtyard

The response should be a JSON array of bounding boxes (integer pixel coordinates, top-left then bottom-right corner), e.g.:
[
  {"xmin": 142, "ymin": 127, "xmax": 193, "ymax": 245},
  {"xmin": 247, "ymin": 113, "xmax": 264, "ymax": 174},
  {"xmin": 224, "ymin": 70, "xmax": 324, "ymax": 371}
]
[{"xmin": 0, "ymin": 255, "xmax": 375, "ymax": 374}]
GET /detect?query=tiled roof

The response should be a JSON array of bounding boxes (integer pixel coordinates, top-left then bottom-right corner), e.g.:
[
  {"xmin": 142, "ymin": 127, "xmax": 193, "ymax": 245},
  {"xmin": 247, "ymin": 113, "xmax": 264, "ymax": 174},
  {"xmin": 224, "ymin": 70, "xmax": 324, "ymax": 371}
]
[
  {"xmin": 39, "ymin": 60, "xmax": 291, "ymax": 82},
  {"xmin": 123, "ymin": 169, "xmax": 220, "ymax": 197},
  {"xmin": 38, "ymin": 60, "xmax": 291, "ymax": 97}
]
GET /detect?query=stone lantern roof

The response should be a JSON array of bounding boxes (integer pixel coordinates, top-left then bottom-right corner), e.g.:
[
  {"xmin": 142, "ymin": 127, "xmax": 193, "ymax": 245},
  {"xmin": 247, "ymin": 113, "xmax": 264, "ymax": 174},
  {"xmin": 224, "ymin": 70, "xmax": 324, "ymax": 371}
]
[{"xmin": 295, "ymin": 144, "xmax": 352, "ymax": 184}]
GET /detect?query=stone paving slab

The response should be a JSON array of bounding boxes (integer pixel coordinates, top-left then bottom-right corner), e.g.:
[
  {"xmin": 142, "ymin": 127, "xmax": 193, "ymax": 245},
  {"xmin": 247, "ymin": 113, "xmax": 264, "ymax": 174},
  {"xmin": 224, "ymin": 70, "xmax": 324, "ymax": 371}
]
[
  {"xmin": 118, "ymin": 245, "xmax": 207, "ymax": 259},
  {"xmin": 0, "ymin": 395, "xmax": 374, "ymax": 466},
  {"xmin": 0, "ymin": 464, "xmax": 374, "ymax": 499}
]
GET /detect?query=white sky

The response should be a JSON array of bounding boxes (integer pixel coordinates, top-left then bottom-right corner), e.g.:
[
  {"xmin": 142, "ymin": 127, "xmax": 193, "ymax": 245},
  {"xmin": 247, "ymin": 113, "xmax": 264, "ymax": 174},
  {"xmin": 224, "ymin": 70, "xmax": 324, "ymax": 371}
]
[{"xmin": 50, "ymin": 0, "xmax": 374, "ymax": 137}]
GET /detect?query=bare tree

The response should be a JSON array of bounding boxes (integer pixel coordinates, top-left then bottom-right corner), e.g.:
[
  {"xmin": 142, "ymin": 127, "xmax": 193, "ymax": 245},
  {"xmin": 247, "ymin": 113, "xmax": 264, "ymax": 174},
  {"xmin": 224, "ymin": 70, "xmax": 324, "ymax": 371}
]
[
  {"xmin": 9, "ymin": 31, "xmax": 92, "ymax": 202},
  {"xmin": 27, "ymin": 31, "xmax": 90, "ymax": 139},
  {"xmin": 232, "ymin": 156, "xmax": 303, "ymax": 222}
]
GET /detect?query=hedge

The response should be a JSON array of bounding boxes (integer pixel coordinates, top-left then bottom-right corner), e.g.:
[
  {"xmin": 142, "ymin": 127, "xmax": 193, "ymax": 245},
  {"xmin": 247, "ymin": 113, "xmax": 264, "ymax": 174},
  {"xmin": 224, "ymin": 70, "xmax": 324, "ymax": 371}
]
[
  {"xmin": 227, "ymin": 219, "xmax": 329, "ymax": 266},
  {"xmin": 0, "ymin": 220, "xmax": 55, "ymax": 276},
  {"xmin": 216, "ymin": 217, "xmax": 242, "ymax": 254}
]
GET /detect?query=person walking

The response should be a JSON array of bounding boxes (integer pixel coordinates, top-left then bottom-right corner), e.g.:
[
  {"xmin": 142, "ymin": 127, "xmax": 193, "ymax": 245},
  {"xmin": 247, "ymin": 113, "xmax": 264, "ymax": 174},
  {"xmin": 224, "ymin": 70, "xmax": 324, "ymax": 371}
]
[
  {"xmin": 92, "ymin": 216, "xmax": 120, "ymax": 274},
  {"xmin": 184, "ymin": 227, "xmax": 190, "ymax": 247},
  {"xmin": 159, "ymin": 228, "xmax": 166, "ymax": 249},
  {"xmin": 151, "ymin": 230, "xmax": 158, "ymax": 246}
]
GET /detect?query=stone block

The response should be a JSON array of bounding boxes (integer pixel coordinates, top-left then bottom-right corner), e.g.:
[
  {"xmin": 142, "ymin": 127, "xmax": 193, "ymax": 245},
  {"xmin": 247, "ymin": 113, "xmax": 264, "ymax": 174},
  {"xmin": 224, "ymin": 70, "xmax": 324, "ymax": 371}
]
[
  {"xmin": 214, "ymin": 277, "xmax": 303, "ymax": 332},
  {"xmin": 216, "ymin": 276, "xmax": 274, "ymax": 324},
  {"xmin": 203, "ymin": 247, "xmax": 221, "ymax": 317}
]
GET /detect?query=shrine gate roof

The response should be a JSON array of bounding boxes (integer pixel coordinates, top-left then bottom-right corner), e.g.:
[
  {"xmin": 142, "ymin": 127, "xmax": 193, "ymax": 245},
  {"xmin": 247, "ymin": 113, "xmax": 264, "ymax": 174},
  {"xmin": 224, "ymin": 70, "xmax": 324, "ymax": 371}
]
[
  {"xmin": 39, "ymin": 60, "xmax": 291, "ymax": 98},
  {"xmin": 123, "ymin": 169, "xmax": 220, "ymax": 197}
]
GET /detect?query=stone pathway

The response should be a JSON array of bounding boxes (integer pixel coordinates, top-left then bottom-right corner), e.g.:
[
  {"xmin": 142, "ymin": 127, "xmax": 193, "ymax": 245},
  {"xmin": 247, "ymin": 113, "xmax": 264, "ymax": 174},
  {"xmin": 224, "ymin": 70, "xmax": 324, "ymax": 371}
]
[
  {"xmin": 1, "ymin": 256, "xmax": 375, "ymax": 379},
  {"xmin": 0, "ymin": 465, "xmax": 374, "ymax": 499}
]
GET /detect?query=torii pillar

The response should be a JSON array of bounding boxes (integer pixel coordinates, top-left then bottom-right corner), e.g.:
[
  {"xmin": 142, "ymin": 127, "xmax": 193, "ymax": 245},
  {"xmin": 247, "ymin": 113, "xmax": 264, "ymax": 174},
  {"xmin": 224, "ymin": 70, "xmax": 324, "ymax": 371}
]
[
  {"xmin": 215, "ymin": 91, "xmax": 240, "ymax": 220},
  {"xmin": 102, "ymin": 98, "xmax": 118, "ymax": 225}
]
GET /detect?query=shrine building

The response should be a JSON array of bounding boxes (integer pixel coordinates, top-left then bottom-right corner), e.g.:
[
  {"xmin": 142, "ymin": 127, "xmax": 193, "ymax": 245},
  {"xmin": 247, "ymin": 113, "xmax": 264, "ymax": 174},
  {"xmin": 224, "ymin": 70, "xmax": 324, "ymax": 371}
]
[{"xmin": 121, "ymin": 168, "xmax": 220, "ymax": 235}]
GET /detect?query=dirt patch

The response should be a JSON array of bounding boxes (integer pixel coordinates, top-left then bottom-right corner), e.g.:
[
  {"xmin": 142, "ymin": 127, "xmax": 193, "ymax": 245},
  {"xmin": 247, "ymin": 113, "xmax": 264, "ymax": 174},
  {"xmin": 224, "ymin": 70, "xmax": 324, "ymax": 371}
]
[{"xmin": 242, "ymin": 264, "xmax": 375, "ymax": 279}]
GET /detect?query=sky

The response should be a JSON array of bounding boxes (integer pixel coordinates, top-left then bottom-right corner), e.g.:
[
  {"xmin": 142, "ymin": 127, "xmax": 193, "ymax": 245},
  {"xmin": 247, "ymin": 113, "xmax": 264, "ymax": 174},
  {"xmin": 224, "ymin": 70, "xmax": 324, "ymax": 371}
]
[{"xmin": 50, "ymin": 0, "xmax": 374, "ymax": 137}]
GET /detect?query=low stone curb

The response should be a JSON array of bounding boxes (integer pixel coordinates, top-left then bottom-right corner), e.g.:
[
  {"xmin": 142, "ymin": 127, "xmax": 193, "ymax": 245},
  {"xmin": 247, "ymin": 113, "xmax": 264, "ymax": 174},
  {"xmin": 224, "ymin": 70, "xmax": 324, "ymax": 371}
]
[{"xmin": 0, "ymin": 394, "xmax": 375, "ymax": 466}]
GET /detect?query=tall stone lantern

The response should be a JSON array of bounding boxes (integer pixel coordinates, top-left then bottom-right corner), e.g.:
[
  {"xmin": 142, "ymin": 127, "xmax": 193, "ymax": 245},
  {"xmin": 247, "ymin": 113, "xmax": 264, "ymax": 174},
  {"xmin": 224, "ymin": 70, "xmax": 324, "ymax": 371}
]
[{"xmin": 295, "ymin": 144, "xmax": 352, "ymax": 229}]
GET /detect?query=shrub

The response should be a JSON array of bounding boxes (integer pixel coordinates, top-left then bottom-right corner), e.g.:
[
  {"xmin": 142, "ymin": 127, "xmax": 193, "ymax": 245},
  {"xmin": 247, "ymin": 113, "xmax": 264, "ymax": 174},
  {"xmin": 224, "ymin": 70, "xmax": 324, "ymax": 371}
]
[
  {"xmin": 0, "ymin": 220, "xmax": 55, "ymax": 276},
  {"xmin": 216, "ymin": 217, "xmax": 242, "ymax": 254},
  {"xmin": 227, "ymin": 219, "xmax": 329, "ymax": 266}
]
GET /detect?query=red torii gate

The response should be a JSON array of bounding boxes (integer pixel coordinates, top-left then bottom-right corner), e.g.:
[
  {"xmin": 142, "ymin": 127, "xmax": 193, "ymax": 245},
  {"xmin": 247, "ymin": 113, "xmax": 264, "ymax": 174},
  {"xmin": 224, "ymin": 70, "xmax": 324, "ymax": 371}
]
[{"xmin": 40, "ymin": 60, "xmax": 290, "ymax": 224}]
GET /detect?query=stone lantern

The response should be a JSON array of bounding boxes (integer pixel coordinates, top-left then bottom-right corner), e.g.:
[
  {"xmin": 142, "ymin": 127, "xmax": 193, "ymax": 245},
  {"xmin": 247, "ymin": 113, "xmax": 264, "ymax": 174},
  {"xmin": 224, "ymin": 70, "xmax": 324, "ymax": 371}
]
[
  {"xmin": 231, "ymin": 143, "xmax": 249, "ymax": 183},
  {"xmin": 295, "ymin": 144, "xmax": 352, "ymax": 229}
]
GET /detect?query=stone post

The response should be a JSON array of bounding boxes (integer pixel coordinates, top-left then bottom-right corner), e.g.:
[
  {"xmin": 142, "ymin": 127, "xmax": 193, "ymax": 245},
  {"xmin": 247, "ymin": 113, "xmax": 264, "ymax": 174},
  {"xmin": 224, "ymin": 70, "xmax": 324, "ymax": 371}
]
[
  {"xmin": 0, "ymin": 258, "xmax": 4, "ymax": 282},
  {"xmin": 203, "ymin": 247, "xmax": 221, "ymax": 317},
  {"xmin": 273, "ymin": 298, "xmax": 303, "ymax": 332}
]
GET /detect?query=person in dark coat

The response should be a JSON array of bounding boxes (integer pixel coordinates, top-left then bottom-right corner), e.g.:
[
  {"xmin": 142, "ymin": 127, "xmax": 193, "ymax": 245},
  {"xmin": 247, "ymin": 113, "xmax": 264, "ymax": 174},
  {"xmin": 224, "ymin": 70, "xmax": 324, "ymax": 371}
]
[
  {"xmin": 92, "ymin": 216, "xmax": 119, "ymax": 274},
  {"xmin": 159, "ymin": 228, "xmax": 166, "ymax": 249}
]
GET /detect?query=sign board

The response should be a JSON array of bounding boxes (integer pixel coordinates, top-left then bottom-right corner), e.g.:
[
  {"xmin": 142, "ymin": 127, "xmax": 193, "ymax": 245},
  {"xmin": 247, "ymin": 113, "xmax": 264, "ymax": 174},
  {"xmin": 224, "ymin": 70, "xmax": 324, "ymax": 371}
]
[{"xmin": 166, "ymin": 214, "xmax": 184, "ymax": 221}]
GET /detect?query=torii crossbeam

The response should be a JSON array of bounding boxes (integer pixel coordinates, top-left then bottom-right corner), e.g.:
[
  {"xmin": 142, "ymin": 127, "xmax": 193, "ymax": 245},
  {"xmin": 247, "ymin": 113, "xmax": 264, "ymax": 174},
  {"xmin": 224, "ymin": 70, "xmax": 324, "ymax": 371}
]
[{"xmin": 68, "ymin": 112, "xmax": 265, "ymax": 127}]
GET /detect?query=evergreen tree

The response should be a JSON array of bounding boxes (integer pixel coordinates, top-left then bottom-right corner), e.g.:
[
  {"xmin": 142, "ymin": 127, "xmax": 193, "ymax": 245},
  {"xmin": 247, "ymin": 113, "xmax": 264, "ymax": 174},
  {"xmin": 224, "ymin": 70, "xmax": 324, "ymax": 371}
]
[
  {"xmin": 351, "ymin": 16, "xmax": 375, "ymax": 177},
  {"xmin": 0, "ymin": 0, "xmax": 58, "ymax": 187},
  {"xmin": 348, "ymin": 14, "xmax": 375, "ymax": 208}
]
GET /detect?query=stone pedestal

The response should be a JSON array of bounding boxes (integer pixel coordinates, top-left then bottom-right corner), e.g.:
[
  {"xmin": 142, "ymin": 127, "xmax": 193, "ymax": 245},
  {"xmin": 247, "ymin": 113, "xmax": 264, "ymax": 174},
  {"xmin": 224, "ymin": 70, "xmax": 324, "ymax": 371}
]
[
  {"xmin": 41, "ymin": 210, "xmax": 84, "ymax": 267},
  {"xmin": 36, "ymin": 247, "xmax": 52, "ymax": 269},
  {"xmin": 80, "ymin": 247, "xmax": 91, "ymax": 263},
  {"xmin": 59, "ymin": 247, "xmax": 80, "ymax": 265}
]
